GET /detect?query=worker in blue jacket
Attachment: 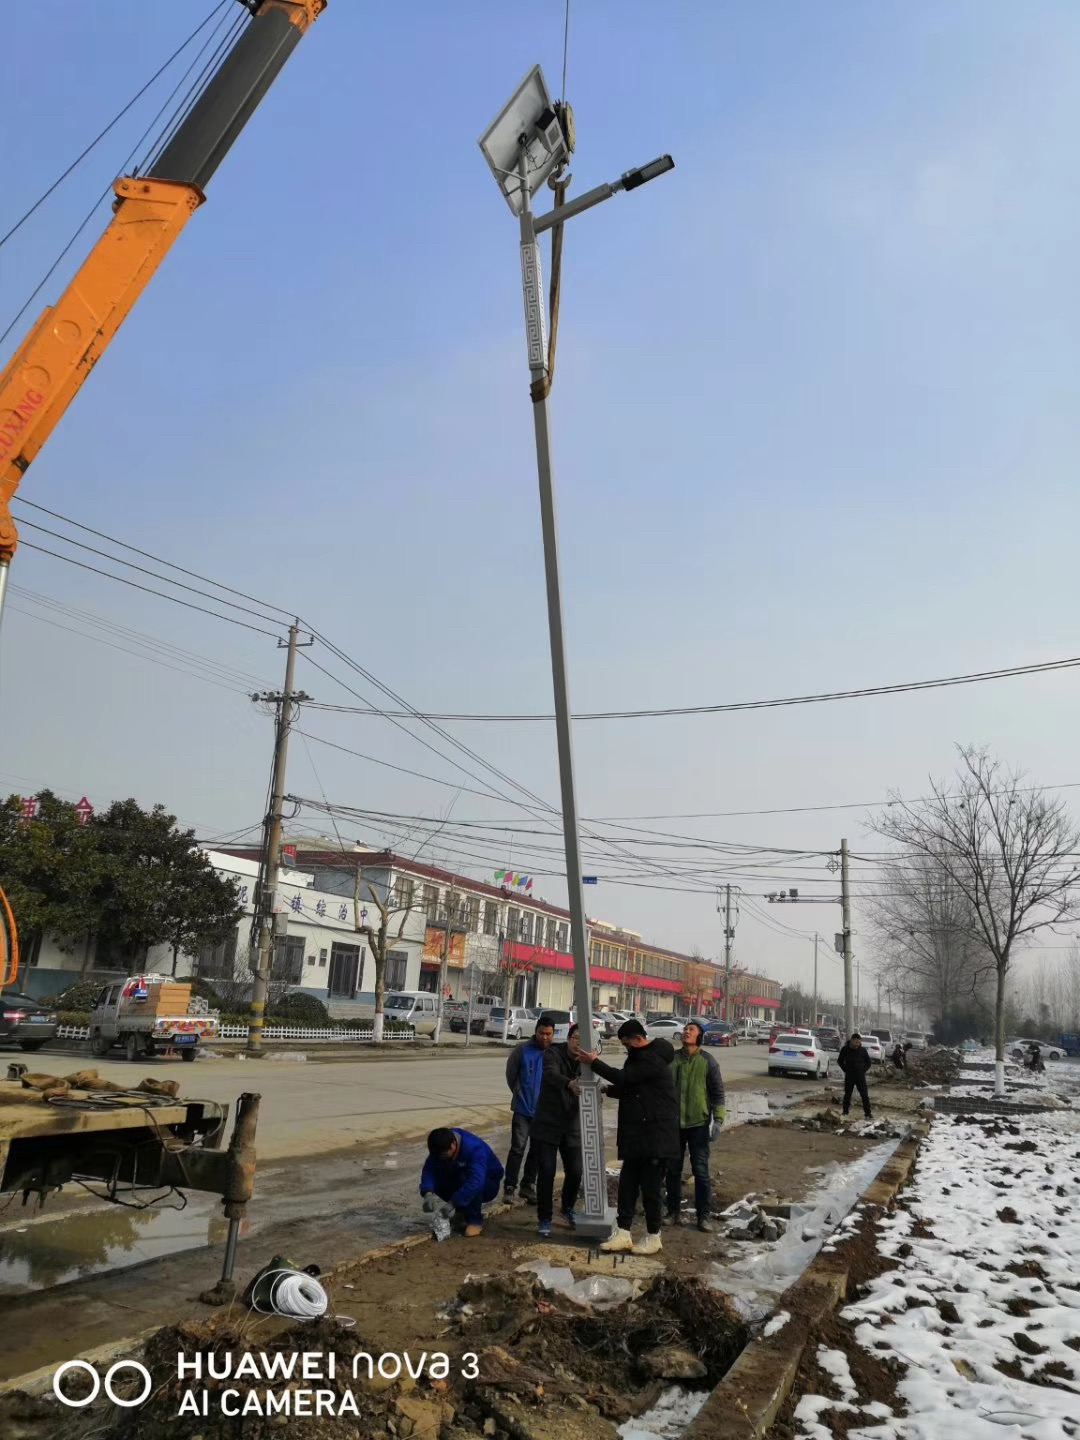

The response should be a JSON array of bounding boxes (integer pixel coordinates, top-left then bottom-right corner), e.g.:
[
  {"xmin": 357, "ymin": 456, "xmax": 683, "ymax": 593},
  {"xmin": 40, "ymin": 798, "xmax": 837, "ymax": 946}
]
[
  {"xmin": 420, "ymin": 1127, "xmax": 504, "ymax": 1237},
  {"xmin": 502, "ymin": 1014, "xmax": 556, "ymax": 1202}
]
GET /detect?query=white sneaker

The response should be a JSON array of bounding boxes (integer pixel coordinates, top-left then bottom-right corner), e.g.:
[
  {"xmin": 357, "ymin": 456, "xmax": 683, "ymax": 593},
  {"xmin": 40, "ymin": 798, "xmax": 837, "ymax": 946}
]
[
  {"xmin": 632, "ymin": 1232, "xmax": 662, "ymax": 1256},
  {"xmin": 599, "ymin": 1227, "xmax": 634, "ymax": 1253}
]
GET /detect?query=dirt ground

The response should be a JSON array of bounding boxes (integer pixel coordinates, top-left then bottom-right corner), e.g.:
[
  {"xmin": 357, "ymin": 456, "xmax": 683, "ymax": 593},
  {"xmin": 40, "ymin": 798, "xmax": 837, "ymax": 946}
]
[{"xmin": 0, "ymin": 1114, "xmax": 890, "ymax": 1440}]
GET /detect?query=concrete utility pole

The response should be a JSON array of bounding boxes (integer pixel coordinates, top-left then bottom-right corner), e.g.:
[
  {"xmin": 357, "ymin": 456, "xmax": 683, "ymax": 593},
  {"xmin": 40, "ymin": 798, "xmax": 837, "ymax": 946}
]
[
  {"xmin": 721, "ymin": 886, "xmax": 735, "ymax": 1021},
  {"xmin": 813, "ymin": 933, "xmax": 819, "ymax": 1029},
  {"xmin": 432, "ymin": 886, "xmax": 456, "ymax": 1046},
  {"xmin": 248, "ymin": 623, "xmax": 310, "ymax": 1055},
  {"xmin": 841, "ymin": 838, "xmax": 854, "ymax": 1038}
]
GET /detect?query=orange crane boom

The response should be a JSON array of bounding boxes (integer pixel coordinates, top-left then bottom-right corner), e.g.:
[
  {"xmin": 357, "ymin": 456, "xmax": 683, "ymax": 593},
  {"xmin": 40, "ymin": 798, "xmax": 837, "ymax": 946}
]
[{"xmin": 0, "ymin": 0, "xmax": 325, "ymax": 574}]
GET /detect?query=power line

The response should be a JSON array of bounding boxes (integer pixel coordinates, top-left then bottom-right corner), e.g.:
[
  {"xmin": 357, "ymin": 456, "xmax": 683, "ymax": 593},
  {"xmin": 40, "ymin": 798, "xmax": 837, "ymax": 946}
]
[
  {"xmin": 0, "ymin": 1, "xmax": 229, "ymax": 257},
  {"xmin": 11, "ymin": 501, "xmax": 293, "ymax": 622},
  {"xmin": 20, "ymin": 540, "xmax": 280, "ymax": 637},
  {"xmin": 6, "ymin": 585, "xmax": 270, "ymax": 695},
  {"xmin": 304, "ymin": 653, "xmax": 1080, "ymax": 723},
  {"xmin": 15, "ymin": 516, "xmax": 287, "ymax": 628}
]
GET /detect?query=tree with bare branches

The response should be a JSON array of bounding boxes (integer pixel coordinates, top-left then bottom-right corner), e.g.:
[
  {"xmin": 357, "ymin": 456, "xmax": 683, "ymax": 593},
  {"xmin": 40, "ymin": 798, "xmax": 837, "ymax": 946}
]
[
  {"xmin": 870, "ymin": 855, "xmax": 991, "ymax": 1038},
  {"xmin": 354, "ymin": 870, "xmax": 420, "ymax": 1044},
  {"xmin": 875, "ymin": 747, "xmax": 1080, "ymax": 1094}
]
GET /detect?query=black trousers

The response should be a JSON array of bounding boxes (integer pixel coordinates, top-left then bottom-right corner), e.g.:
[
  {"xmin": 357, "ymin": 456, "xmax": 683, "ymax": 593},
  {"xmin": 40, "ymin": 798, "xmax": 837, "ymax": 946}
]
[
  {"xmin": 665, "ymin": 1123, "xmax": 712, "ymax": 1220},
  {"xmin": 535, "ymin": 1136, "xmax": 582, "ymax": 1223},
  {"xmin": 504, "ymin": 1111, "xmax": 538, "ymax": 1191},
  {"xmin": 617, "ymin": 1155, "xmax": 666, "ymax": 1234},
  {"xmin": 842, "ymin": 1071, "xmax": 872, "ymax": 1117}
]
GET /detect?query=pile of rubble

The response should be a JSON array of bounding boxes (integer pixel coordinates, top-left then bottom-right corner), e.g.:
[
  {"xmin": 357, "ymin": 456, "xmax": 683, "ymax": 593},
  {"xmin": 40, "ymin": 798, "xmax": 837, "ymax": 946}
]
[
  {"xmin": 905, "ymin": 1048, "xmax": 962, "ymax": 1085},
  {"xmin": 720, "ymin": 1197, "xmax": 790, "ymax": 1243}
]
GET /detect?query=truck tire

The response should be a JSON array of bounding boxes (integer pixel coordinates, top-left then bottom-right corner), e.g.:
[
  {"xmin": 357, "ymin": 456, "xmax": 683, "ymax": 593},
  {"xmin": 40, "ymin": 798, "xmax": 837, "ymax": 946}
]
[
  {"xmin": 90, "ymin": 1030, "xmax": 110, "ymax": 1058},
  {"xmin": 19, "ymin": 1040, "xmax": 46, "ymax": 1052},
  {"xmin": 124, "ymin": 1031, "xmax": 141, "ymax": 1063},
  {"xmin": 181, "ymin": 1048, "xmax": 196, "ymax": 1062}
]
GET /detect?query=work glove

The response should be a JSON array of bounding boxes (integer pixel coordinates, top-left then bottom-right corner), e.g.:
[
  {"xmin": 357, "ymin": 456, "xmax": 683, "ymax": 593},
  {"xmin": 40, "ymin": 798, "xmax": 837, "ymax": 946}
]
[
  {"xmin": 421, "ymin": 1192, "xmax": 440, "ymax": 1213},
  {"xmin": 438, "ymin": 1201, "xmax": 455, "ymax": 1220},
  {"xmin": 709, "ymin": 1108, "xmax": 725, "ymax": 1141}
]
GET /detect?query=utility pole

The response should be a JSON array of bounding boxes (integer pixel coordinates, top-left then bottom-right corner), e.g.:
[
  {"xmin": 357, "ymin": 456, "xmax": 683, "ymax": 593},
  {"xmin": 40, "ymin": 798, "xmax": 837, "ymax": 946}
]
[
  {"xmin": 724, "ymin": 886, "xmax": 733, "ymax": 1021},
  {"xmin": 718, "ymin": 885, "xmax": 738, "ymax": 1022},
  {"xmin": 813, "ymin": 933, "xmax": 819, "ymax": 1029},
  {"xmin": 841, "ymin": 837, "xmax": 854, "ymax": 1039},
  {"xmin": 432, "ymin": 888, "xmax": 454, "ymax": 1046},
  {"xmin": 248, "ymin": 622, "xmax": 311, "ymax": 1055}
]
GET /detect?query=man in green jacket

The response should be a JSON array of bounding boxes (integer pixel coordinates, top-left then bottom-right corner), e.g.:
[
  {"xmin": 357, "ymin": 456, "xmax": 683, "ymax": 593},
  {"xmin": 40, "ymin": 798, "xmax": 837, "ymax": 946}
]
[{"xmin": 665, "ymin": 1020, "xmax": 726, "ymax": 1232}]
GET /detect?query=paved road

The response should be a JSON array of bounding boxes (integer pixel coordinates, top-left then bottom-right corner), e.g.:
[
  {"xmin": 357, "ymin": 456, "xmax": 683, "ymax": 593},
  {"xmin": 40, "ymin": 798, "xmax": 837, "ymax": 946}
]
[{"xmin": 9, "ymin": 1039, "xmax": 792, "ymax": 1160}]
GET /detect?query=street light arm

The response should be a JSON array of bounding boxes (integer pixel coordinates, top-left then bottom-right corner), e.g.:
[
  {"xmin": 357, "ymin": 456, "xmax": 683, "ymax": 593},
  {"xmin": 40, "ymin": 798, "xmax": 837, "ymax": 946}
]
[
  {"xmin": 533, "ymin": 180, "xmax": 619, "ymax": 234},
  {"xmin": 532, "ymin": 155, "xmax": 674, "ymax": 234}
]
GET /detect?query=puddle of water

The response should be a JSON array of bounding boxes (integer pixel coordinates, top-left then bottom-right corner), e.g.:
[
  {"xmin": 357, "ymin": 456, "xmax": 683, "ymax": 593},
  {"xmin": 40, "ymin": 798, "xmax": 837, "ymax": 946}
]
[{"xmin": 0, "ymin": 1195, "xmax": 236, "ymax": 1295}]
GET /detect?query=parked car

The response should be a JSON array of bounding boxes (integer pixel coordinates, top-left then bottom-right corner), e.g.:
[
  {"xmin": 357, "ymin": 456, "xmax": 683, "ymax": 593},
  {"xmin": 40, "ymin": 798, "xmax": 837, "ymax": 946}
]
[
  {"xmin": 600, "ymin": 1009, "xmax": 632, "ymax": 1037},
  {"xmin": 702, "ymin": 1021, "xmax": 737, "ymax": 1047},
  {"xmin": 382, "ymin": 990, "xmax": 437, "ymax": 1036},
  {"xmin": 541, "ymin": 1008, "xmax": 576, "ymax": 1042},
  {"xmin": 484, "ymin": 1005, "xmax": 535, "ymax": 1041},
  {"xmin": 1008, "ymin": 1037, "xmax": 1066, "ymax": 1063},
  {"xmin": 766, "ymin": 1023, "xmax": 810, "ymax": 1046},
  {"xmin": 860, "ymin": 1034, "xmax": 885, "ymax": 1063},
  {"xmin": 1, "ymin": 990, "xmax": 59, "ymax": 1052},
  {"xmin": 754, "ymin": 1022, "xmax": 776, "ymax": 1043},
  {"xmin": 869, "ymin": 1028, "xmax": 895, "ymax": 1050},
  {"xmin": 902, "ymin": 1031, "xmax": 931, "ymax": 1051},
  {"xmin": 645, "ymin": 1016, "xmax": 685, "ymax": 1045},
  {"xmin": 813, "ymin": 1027, "xmax": 842, "ymax": 1052},
  {"xmin": 768, "ymin": 1032, "xmax": 831, "ymax": 1079}
]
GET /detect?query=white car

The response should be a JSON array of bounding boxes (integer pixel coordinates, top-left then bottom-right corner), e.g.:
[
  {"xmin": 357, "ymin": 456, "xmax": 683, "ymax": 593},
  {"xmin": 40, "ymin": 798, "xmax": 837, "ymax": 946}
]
[
  {"xmin": 859, "ymin": 1035, "xmax": 884, "ymax": 1063},
  {"xmin": 484, "ymin": 1005, "xmax": 536, "ymax": 1040},
  {"xmin": 645, "ymin": 1017, "xmax": 685, "ymax": 1045},
  {"xmin": 768, "ymin": 1033, "xmax": 831, "ymax": 1079},
  {"xmin": 1009, "ymin": 1038, "xmax": 1065, "ymax": 1063}
]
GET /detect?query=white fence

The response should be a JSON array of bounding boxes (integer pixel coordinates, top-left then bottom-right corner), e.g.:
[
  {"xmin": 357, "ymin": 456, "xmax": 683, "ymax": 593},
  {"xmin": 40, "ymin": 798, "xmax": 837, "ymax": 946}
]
[{"xmin": 55, "ymin": 1023, "xmax": 415, "ymax": 1044}]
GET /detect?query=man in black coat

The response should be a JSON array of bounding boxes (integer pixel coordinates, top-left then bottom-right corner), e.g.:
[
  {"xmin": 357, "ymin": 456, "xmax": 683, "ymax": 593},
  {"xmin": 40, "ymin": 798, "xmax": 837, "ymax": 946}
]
[
  {"xmin": 532, "ymin": 1023, "xmax": 584, "ymax": 1237},
  {"xmin": 579, "ymin": 1018, "xmax": 679, "ymax": 1256},
  {"xmin": 837, "ymin": 1032, "xmax": 873, "ymax": 1119}
]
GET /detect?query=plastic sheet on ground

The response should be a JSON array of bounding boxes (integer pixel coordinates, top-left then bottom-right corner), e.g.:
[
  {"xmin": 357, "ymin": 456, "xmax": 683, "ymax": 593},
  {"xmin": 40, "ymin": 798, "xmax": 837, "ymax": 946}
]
[
  {"xmin": 707, "ymin": 1139, "xmax": 899, "ymax": 1321},
  {"xmin": 617, "ymin": 1385, "xmax": 710, "ymax": 1439},
  {"xmin": 516, "ymin": 1260, "xmax": 636, "ymax": 1308}
]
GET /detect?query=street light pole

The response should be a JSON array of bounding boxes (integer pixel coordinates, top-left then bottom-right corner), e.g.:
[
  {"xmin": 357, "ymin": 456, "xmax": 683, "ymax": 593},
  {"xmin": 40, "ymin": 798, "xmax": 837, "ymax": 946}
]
[
  {"xmin": 515, "ymin": 148, "xmax": 607, "ymax": 1236},
  {"xmin": 482, "ymin": 65, "xmax": 673, "ymax": 1239}
]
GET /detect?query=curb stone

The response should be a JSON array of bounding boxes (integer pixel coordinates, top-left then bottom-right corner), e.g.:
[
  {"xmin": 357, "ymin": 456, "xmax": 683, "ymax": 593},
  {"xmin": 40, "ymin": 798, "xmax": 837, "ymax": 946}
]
[{"xmin": 691, "ymin": 1124, "xmax": 927, "ymax": 1440}]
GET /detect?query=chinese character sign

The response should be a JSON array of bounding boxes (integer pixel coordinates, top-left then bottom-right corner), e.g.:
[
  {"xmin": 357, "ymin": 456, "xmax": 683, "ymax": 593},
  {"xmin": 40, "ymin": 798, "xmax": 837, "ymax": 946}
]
[
  {"xmin": 74, "ymin": 797, "xmax": 94, "ymax": 825},
  {"xmin": 315, "ymin": 899, "xmax": 327, "ymax": 919},
  {"xmin": 290, "ymin": 895, "xmax": 302, "ymax": 914},
  {"xmin": 339, "ymin": 904, "xmax": 349, "ymax": 923},
  {"xmin": 19, "ymin": 796, "xmax": 38, "ymax": 820}
]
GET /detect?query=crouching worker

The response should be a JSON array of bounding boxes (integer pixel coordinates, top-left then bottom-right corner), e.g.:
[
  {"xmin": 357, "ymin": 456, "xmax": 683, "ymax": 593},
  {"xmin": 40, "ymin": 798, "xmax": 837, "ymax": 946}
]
[{"xmin": 420, "ymin": 1127, "xmax": 504, "ymax": 1238}]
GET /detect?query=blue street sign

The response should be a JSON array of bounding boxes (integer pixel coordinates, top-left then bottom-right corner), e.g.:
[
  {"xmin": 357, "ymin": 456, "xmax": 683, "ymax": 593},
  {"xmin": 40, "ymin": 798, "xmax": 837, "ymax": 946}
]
[{"xmin": 583, "ymin": 876, "xmax": 598, "ymax": 885}]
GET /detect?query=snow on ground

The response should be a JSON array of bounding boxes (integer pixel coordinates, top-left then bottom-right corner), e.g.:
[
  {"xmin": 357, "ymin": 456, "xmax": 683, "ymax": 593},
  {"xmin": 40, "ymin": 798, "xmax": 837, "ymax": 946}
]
[{"xmin": 794, "ymin": 1099, "xmax": 1080, "ymax": 1440}]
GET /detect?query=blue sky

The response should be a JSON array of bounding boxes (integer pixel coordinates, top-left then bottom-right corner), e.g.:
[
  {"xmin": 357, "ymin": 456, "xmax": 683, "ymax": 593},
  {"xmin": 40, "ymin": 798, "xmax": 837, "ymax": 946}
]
[{"xmin": 4, "ymin": 1, "xmax": 1080, "ymax": 992}]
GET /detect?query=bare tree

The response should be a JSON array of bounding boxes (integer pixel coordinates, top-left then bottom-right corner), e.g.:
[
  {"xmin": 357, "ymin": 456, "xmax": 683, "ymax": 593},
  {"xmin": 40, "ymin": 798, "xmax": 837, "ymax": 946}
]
[
  {"xmin": 354, "ymin": 871, "xmax": 420, "ymax": 1044},
  {"xmin": 875, "ymin": 747, "xmax": 1080, "ymax": 1093},
  {"xmin": 870, "ymin": 854, "xmax": 991, "ymax": 1037}
]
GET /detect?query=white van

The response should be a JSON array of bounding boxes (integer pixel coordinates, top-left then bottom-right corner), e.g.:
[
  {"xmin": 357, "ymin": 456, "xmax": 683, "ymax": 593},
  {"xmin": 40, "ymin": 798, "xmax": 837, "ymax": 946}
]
[{"xmin": 383, "ymin": 990, "xmax": 438, "ymax": 1036}]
